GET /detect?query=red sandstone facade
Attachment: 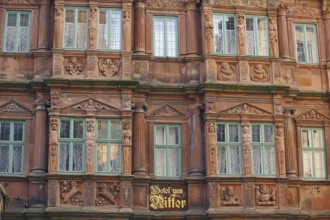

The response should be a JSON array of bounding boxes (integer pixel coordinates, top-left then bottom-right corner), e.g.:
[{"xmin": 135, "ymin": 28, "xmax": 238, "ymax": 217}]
[{"xmin": 1, "ymin": 0, "xmax": 330, "ymax": 219}]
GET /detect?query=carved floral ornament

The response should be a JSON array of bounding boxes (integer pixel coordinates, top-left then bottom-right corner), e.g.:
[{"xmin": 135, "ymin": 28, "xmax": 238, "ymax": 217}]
[
  {"xmin": 60, "ymin": 181, "xmax": 82, "ymax": 205},
  {"xmin": 72, "ymin": 99, "xmax": 114, "ymax": 111},
  {"xmin": 64, "ymin": 57, "xmax": 85, "ymax": 76},
  {"xmin": 218, "ymin": 103, "xmax": 271, "ymax": 115}
]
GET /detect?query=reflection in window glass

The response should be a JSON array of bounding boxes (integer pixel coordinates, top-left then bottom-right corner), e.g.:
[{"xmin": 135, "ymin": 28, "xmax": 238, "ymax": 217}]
[
  {"xmin": 295, "ymin": 24, "xmax": 318, "ymax": 63},
  {"xmin": 214, "ymin": 14, "xmax": 237, "ymax": 55}
]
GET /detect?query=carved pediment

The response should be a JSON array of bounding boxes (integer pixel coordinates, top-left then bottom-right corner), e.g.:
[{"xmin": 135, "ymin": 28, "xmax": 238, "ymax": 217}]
[
  {"xmin": 296, "ymin": 109, "xmax": 329, "ymax": 121},
  {"xmin": 64, "ymin": 99, "xmax": 119, "ymax": 112},
  {"xmin": 219, "ymin": 103, "xmax": 271, "ymax": 115},
  {"xmin": 0, "ymin": 101, "xmax": 29, "ymax": 113},
  {"xmin": 151, "ymin": 105, "xmax": 185, "ymax": 117}
]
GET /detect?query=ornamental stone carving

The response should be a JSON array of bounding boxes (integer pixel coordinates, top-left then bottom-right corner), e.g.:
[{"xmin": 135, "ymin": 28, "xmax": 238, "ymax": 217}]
[
  {"xmin": 3, "ymin": 0, "xmax": 35, "ymax": 3},
  {"xmin": 269, "ymin": 17, "xmax": 279, "ymax": 58},
  {"xmin": 1, "ymin": 101, "xmax": 27, "ymax": 113},
  {"xmin": 95, "ymin": 183, "xmax": 120, "ymax": 206},
  {"xmin": 153, "ymin": 105, "xmax": 184, "ymax": 116},
  {"xmin": 255, "ymin": 184, "xmax": 276, "ymax": 206},
  {"xmin": 208, "ymin": 122, "xmax": 217, "ymax": 175},
  {"xmin": 123, "ymin": 123, "xmax": 132, "ymax": 145},
  {"xmin": 239, "ymin": 61, "xmax": 249, "ymax": 81},
  {"xmin": 123, "ymin": 9, "xmax": 131, "ymax": 24},
  {"xmin": 287, "ymin": 6, "xmax": 321, "ymax": 17},
  {"xmin": 98, "ymin": 58, "xmax": 120, "ymax": 77},
  {"xmin": 122, "ymin": 181, "xmax": 132, "ymax": 207},
  {"xmin": 60, "ymin": 181, "xmax": 82, "ymax": 205},
  {"xmin": 276, "ymin": 123, "xmax": 286, "ymax": 176},
  {"xmin": 204, "ymin": 13, "xmax": 214, "ymax": 54},
  {"xmin": 72, "ymin": 99, "xmax": 110, "ymax": 111},
  {"xmin": 241, "ymin": 123, "xmax": 251, "ymax": 175},
  {"xmin": 250, "ymin": 64, "xmax": 269, "ymax": 82},
  {"xmin": 214, "ymin": 0, "xmax": 267, "ymax": 8},
  {"xmin": 85, "ymin": 181, "xmax": 94, "ymax": 206},
  {"xmin": 49, "ymin": 118, "xmax": 58, "ymax": 172},
  {"xmin": 48, "ymin": 180, "xmax": 58, "ymax": 207},
  {"xmin": 209, "ymin": 182, "xmax": 218, "ymax": 208},
  {"xmin": 297, "ymin": 109, "xmax": 329, "ymax": 121},
  {"xmin": 206, "ymin": 59, "xmax": 217, "ymax": 81},
  {"xmin": 86, "ymin": 119, "xmax": 95, "ymax": 172},
  {"xmin": 146, "ymin": 0, "xmax": 183, "ymax": 8},
  {"xmin": 275, "ymin": 66, "xmax": 293, "ymax": 84},
  {"xmin": 89, "ymin": 6, "xmax": 97, "ymax": 49},
  {"xmin": 121, "ymin": 94, "xmax": 132, "ymax": 110},
  {"xmin": 64, "ymin": 57, "xmax": 85, "ymax": 76},
  {"xmin": 218, "ymin": 62, "xmax": 235, "ymax": 81},
  {"xmin": 237, "ymin": 13, "xmax": 246, "ymax": 55},
  {"xmin": 54, "ymin": 6, "xmax": 63, "ymax": 48},
  {"xmin": 219, "ymin": 103, "xmax": 270, "ymax": 115},
  {"xmin": 185, "ymin": 0, "xmax": 196, "ymax": 10},
  {"xmin": 221, "ymin": 186, "xmax": 242, "ymax": 206}
]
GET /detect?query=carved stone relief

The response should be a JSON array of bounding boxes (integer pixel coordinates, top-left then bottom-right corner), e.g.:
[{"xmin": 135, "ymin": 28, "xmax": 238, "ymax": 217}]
[
  {"xmin": 72, "ymin": 99, "xmax": 111, "ymax": 111},
  {"xmin": 54, "ymin": 6, "xmax": 63, "ymax": 48},
  {"xmin": 207, "ymin": 122, "xmax": 217, "ymax": 175},
  {"xmin": 123, "ymin": 9, "xmax": 131, "ymax": 24},
  {"xmin": 60, "ymin": 181, "xmax": 83, "ymax": 205},
  {"xmin": 3, "ymin": 0, "xmax": 35, "ymax": 3},
  {"xmin": 250, "ymin": 64, "xmax": 269, "ymax": 82},
  {"xmin": 87, "ymin": 56, "xmax": 98, "ymax": 76},
  {"xmin": 89, "ymin": 6, "xmax": 97, "ymax": 50},
  {"xmin": 244, "ymin": 182, "xmax": 254, "ymax": 208},
  {"xmin": 1, "ymin": 101, "xmax": 27, "ymax": 113},
  {"xmin": 95, "ymin": 183, "xmax": 120, "ymax": 206},
  {"xmin": 221, "ymin": 186, "xmax": 242, "ymax": 206},
  {"xmin": 123, "ymin": 122, "xmax": 132, "ymax": 146},
  {"xmin": 205, "ymin": 102, "xmax": 215, "ymax": 113},
  {"xmin": 255, "ymin": 184, "xmax": 276, "ymax": 206},
  {"xmin": 49, "ymin": 118, "xmax": 58, "ymax": 172},
  {"xmin": 64, "ymin": 57, "xmax": 85, "ymax": 76},
  {"xmin": 241, "ymin": 123, "xmax": 251, "ymax": 175},
  {"xmin": 146, "ymin": 0, "xmax": 183, "ymax": 8},
  {"xmin": 185, "ymin": 0, "xmax": 196, "ymax": 10},
  {"xmin": 237, "ymin": 13, "xmax": 246, "ymax": 55},
  {"xmin": 218, "ymin": 62, "xmax": 235, "ymax": 81},
  {"xmin": 209, "ymin": 182, "xmax": 218, "ymax": 208},
  {"xmin": 214, "ymin": 0, "xmax": 267, "ymax": 8},
  {"xmin": 86, "ymin": 119, "xmax": 95, "ymax": 172},
  {"xmin": 296, "ymin": 109, "xmax": 330, "ymax": 121},
  {"xmin": 206, "ymin": 59, "xmax": 217, "ymax": 82},
  {"xmin": 276, "ymin": 123, "xmax": 286, "ymax": 176},
  {"xmin": 269, "ymin": 17, "xmax": 279, "ymax": 58},
  {"xmin": 275, "ymin": 65, "xmax": 294, "ymax": 84},
  {"xmin": 122, "ymin": 55, "xmax": 132, "ymax": 78},
  {"xmin": 121, "ymin": 94, "xmax": 132, "ymax": 111},
  {"xmin": 278, "ymin": 183, "xmax": 288, "ymax": 208},
  {"xmin": 219, "ymin": 103, "xmax": 271, "ymax": 115},
  {"xmin": 204, "ymin": 13, "xmax": 214, "ymax": 54},
  {"xmin": 152, "ymin": 105, "xmax": 184, "ymax": 116},
  {"xmin": 53, "ymin": 54, "xmax": 63, "ymax": 76},
  {"xmin": 287, "ymin": 6, "xmax": 321, "ymax": 17},
  {"xmin": 98, "ymin": 58, "xmax": 120, "ymax": 77},
  {"xmin": 122, "ymin": 181, "xmax": 132, "ymax": 207}
]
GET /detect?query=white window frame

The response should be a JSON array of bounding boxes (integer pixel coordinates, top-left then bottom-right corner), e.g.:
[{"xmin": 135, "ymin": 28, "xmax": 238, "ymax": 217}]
[
  {"xmin": 294, "ymin": 24, "xmax": 319, "ymax": 64},
  {"xmin": 245, "ymin": 15, "xmax": 269, "ymax": 56}
]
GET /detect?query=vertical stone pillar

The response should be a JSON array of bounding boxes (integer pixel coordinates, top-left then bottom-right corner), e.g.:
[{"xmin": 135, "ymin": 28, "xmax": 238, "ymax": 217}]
[
  {"xmin": 237, "ymin": 12, "xmax": 247, "ymax": 56},
  {"xmin": 185, "ymin": 0, "xmax": 198, "ymax": 55},
  {"xmin": 188, "ymin": 104, "xmax": 204, "ymax": 176},
  {"xmin": 132, "ymin": 104, "xmax": 147, "ymax": 176},
  {"xmin": 122, "ymin": 120, "xmax": 132, "ymax": 175},
  {"xmin": 203, "ymin": 9, "xmax": 213, "ymax": 55},
  {"xmin": 323, "ymin": 9, "xmax": 330, "ymax": 61},
  {"xmin": 86, "ymin": 117, "xmax": 95, "ymax": 174},
  {"xmin": 276, "ymin": 122, "xmax": 286, "ymax": 177},
  {"xmin": 284, "ymin": 108, "xmax": 297, "ymax": 177},
  {"xmin": 206, "ymin": 121, "xmax": 216, "ymax": 176},
  {"xmin": 277, "ymin": 4, "xmax": 290, "ymax": 60},
  {"xmin": 37, "ymin": 0, "xmax": 50, "ymax": 50},
  {"xmin": 123, "ymin": 3, "xmax": 132, "ymax": 51},
  {"xmin": 296, "ymin": 125, "xmax": 303, "ymax": 177},
  {"xmin": 89, "ymin": 6, "xmax": 98, "ymax": 50},
  {"xmin": 134, "ymin": 0, "xmax": 146, "ymax": 53},
  {"xmin": 48, "ymin": 117, "xmax": 58, "ymax": 173},
  {"xmin": 269, "ymin": 16, "xmax": 279, "ymax": 58},
  {"xmin": 241, "ymin": 122, "xmax": 252, "ymax": 176},
  {"xmin": 324, "ymin": 123, "xmax": 330, "ymax": 180},
  {"xmin": 53, "ymin": 5, "xmax": 64, "ymax": 49}
]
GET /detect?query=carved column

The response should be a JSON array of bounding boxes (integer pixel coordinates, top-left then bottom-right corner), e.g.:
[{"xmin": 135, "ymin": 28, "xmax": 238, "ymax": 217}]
[
  {"xmin": 237, "ymin": 12, "xmax": 247, "ymax": 56},
  {"xmin": 206, "ymin": 121, "xmax": 216, "ymax": 176},
  {"xmin": 323, "ymin": 9, "xmax": 330, "ymax": 61},
  {"xmin": 123, "ymin": 3, "xmax": 132, "ymax": 51},
  {"xmin": 185, "ymin": 0, "xmax": 198, "ymax": 55},
  {"xmin": 203, "ymin": 10, "xmax": 213, "ymax": 55},
  {"xmin": 86, "ymin": 117, "xmax": 95, "ymax": 174},
  {"xmin": 276, "ymin": 122, "xmax": 286, "ymax": 177},
  {"xmin": 188, "ymin": 104, "xmax": 204, "ymax": 176},
  {"xmin": 269, "ymin": 16, "xmax": 279, "ymax": 58},
  {"xmin": 49, "ymin": 117, "xmax": 58, "ymax": 173},
  {"xmin": 284, "ymin": 108, "xmax": 297, "ymax": 177},
  {"xmin": 241, "ymin": 122, "xmax": 252, "ymax": 176},
  {"xmin": 277, "ymin": 4, "xmax": 290, "ymax": 60},
  {"xmin": 122, "ymin": 120, "xmax": 132, "ymax": 175},
  {"xmin": 134, "ymin": 0, "xmax": 146, "ymax": 53},
  {"xmin": 132, "ymin": 104, "xmax": 147, "ymax": 176},
  {"xmin": 89, "ymin": 6, "xmax": 98, "ymax": 50},
  {"xmin": 53, "ymin": 5, "xmax": 64, "ymax": 49},
  {"xmin": 37, "ymin": 0, "xmax": 50, "ymax": 49}
]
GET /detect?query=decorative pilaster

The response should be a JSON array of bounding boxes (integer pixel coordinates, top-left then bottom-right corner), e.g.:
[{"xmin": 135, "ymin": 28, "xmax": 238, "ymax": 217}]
[
  {"xmin": 276, "ymin": 122, "xmax": 286, "ymax": 177},
  {"xmin": 277, "ymin": 4, "xmax": 290, "ymax": 60},
  {"xmin": 322, "ymin": 2, "xmax": 330, "ymax": 61},
  {"xmin": 241, "ymin": 122, "xmax": 251, "ymax": 176},
  {"xmin": 86, "ymin": 118, "xmax": 95, "ymax": 174},
  {"xmin": 132, "ymin": 104, "xmax": 147, "ymax": 176},
  {"xmin": 37, "ymin": 0, "xmax": 50, "ymax": 50},
  {"xmin": 123, "ymin": 3, "xmax": 132, "ymax": 51},
  {"xmin": 123, "ymin": 120, "xmax": 132, "ymax": 175},
  {"xmin": 185, "ymin": 0, "xmax": 198, "ymax": 55},
  {"xmin": 89, "ymin": 6, "xmax": 98, "ymax": 50},
  {"xmin": 237, "ymin": 12, "xmax": 247, "ymax": 55},
  {"xmin": 49, "ymin": 117, "xmax": 58, "ymax": 173},
  {"xmin": 269, "ymin": 16, "xmax": 279, "ymax": 58},
  {"xmin": 284, "ymin": 108, "xmax": 297, "ymax": 177},
  {"xmin": 203, "ymin": 10, "xmax": 213, "ymax": 55},
  {"xmin": 206, "ymin": 121, "xmax": 216, "ymax": 176},
  {"xmin": 54, "ymin": 5, "xmax": 64, "ymax": 49},
  {"xmin": 134, "ymin": 0, "xmax": 146, "ymax": 53}
]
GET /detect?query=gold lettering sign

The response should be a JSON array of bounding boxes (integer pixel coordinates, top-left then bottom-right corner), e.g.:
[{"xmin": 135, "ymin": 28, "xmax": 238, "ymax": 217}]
[{"xmin": 149, "ymin": 183, "xmax": 188, "ymax": 211}]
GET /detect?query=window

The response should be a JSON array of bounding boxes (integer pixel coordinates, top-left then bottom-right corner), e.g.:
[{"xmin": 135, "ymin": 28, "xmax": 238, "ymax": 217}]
[
  {"xmin": 153, "ymin": 16, "xmax": 178, "ymax": 57},
  {"xmin": 216, "ymin": 123, "xmax": 241, "ymax": 175},
  {"xmin": 301, "ymin": 128, "xmax": 326, "ymax": 179},
  {"xmin": 96, "ymin": 120, "xmax": 121, "ymax": 173},
  {"xmin": 63, "ymin": 8, "xmax": 88, "ymax": 49},
  {"xmin": 154, "ymin": 125, "xmax": 181, "ymax": 177},
  {"xmin": 246, "ymin": 16, "xmax": 269, "ymax": 56},
  {"xmin": 98, "ymin": 9, "xmax": 121, "ymax": 50},
  {"xmin": 4, "ymin": 11, "xmax": 31, "ymax": 52},
  {"xmin": 0, "ymin": 121, "xmax": 24, "ymax": 174},
  {"xmin": 251, "ymin": 123, "xmax": 276, "ymax": 175},
  {"xmin": 213, "ymin": 14, "xmax": 237, "ymax": 55},
  {"xmin": 295, "ymin": 24, "xmax": 318, "ymax": 63},
  {"xmin": 58, "ymin": 118, "xmax": 85, "ymax": 172}
]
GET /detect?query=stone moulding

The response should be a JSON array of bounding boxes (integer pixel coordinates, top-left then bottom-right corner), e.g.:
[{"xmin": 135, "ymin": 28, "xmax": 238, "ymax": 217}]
[
  {"xmin": 214, "ymin": 0, "xmax": 268, "ymax": 8},
  {"xmin": 146, "ymin": 0, "xmax": 184, "ymax": 8},
  {"xmin": 0, "ymin": 101, "xmax": 29, "ymax": 113},
  {"xmin": 67, "ymin": 98, "xmax": 120, "ymax": 112},
  {"xmin": 286, "ymin": 6, "xmax": 321, "ymax": 17},
  {"xmin": 295, "ymin": 109, "xmax": 330, "ymax": 121},
  {"xmin": 218, "ymin": 103, "xmax": 272, "ymax": 115}
]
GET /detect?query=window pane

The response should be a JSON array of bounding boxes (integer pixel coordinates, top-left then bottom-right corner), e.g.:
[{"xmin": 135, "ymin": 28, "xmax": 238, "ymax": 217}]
[
  {"xmin": 110, "ymin": 144, "xmax": 121, "ymax": 172},
  {"xmin": 217, "ymin": 124, "xmax": 225, "ymax": 142},
  {"xmin": 214, "ymin": 15, "xmax": 223, "ymax": 54},
  {"xmin": 302, "ymin": 130, "xmax": 310, "ymax": 148},
  {"xmin": 303, "ymin": 151, "xmax": 313, "ymax": 177},
  {"xmin": 77, "ymin": 10, "xmax": 87, "ymax": 48},
  {"xmin": 0, "ymin": 146, "xmax": 9, "ymax": 172},
  {"xmin": 73, "ymin": 120, "xmax": 84, "ymax": 138},
  {"xmin": 12, "ymin": 145, "xmax": 22, "ymax": 173},
  {"xmin": 295, "ymin": 25, "xmax": 306, "ymax": 62},
  {"xmin": 73, "ymin": 143, "xmax": 83, "ymax": 171},
  {"xmin": 225, "ymin": 16, "xmax": 236, "ymax": 54},
  {"xmin": 314, "ymin": 151, "xmax": 325, "ymax": 178},
  {"xmin": 246, "ymin": 18, "xmax": 255, "ymax": 55},
  {"xmin": 64, "ymin": 10, "xmax": 75, "ymax": 48},
  {"xmin": 6, "ymin": 13, "xmax": 17, "ymax": 51},
  {"xmin": 98, "ymin": 10, "xmax": 108, "ymax": 48},
  {"xmin": 110, "ymin": 11, "xmax": 121, "ymax": 50},
  {"xmin": 110, "ymin": 121, "xmax": 121, "ymax": 140},
  {"xmin": 306, "ymin": 26, "xmax": 317, "ymax": 63},
  {"xmin": 13, "ymin": 122, "xmax": 23, "ymax": 141},
  {"xmin": 168, "ymin": 127, "xmax": 179, "ymax": 145},
  {"xmin": 264, "ymin": 125, "xmax": 274, "ymax": 142},
  {"xmin": 0, "ymin": 122, "xmax": 10, "ymax": 141},
  {"xmin": 168, "ymin": 148, "xmax": 179, "ymax": 176},
  {"xmin": 97, "ymin": 144, "xmax": 107, "ymax": 171},
  {"xmin": 155, "ymin": 148, "xmax": 166, "ymax": 176},
  {"xmin": 98, "ymin": 120, "xmax": 107, "ymax": 139},
  {"xmin": 229, "ymin": 124, "xmax": 238, "ymax": 142},
  {"xmin": 166, "ymin": 18, "xmax": 177, "ymax": 57},
  {"xmin": 18, "ymin": 13, "xmax": 29, "ymax": 52},
  {"xmin": 264, "ymin": 147, "xmax": 276, "ymax": 174},
  {"xmin": 253, "ymin": 147, "xmax": 262, "ymax": 174},
  {"xmin": 154, "ymin": 18, "xmax": 165, "ymax": 56},
  {"xmin": 252, "ymin": 125, "xmax": 260, "ymax": 142},
  {"xmin": 230, "ymin": 146, "xmax": 240, "ymax": 173},
  {"xmin": 312, "ymin": 129, "xmax": 322, "ymax": 148},
  {"xmin": 155, "ymin": 127, "xmax": 165, "ymax": 145},
  {"xmin": 217, "ymin": 146, "xmax": 226, "ymax": 173},
  {"xmin": 59, "ymin": 143, "xmax": 69, "ymax": 171},
  {"xmin": 257, "ymin": 18, "xmax": 268, "ymax": 56}
]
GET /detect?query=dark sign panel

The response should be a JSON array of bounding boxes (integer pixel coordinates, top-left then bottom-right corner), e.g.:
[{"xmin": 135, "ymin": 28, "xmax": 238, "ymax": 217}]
[{"xmin": 149, "ymin": 183, "xmax": 188, "ymax": 211}]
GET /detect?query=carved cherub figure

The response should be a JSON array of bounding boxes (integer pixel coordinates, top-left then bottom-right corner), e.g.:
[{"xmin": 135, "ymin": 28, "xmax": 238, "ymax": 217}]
[
  {"xmin": 218, "ymin": 62, "xmax": 235, "ymax": 81},
  {"xmin": 221, "ymin": 186, "xmax": 242, "ymax": 206},
  {"xmin": 255, "ymin": 184, "xmax": 276, "ymax": 206},
  {"xmin": 123, "ymin": 123, "xmax": 131, "ymax": 144},
  {"xmin": 251, "ymin": 64, "xmax": 269, "ymax": 82}
]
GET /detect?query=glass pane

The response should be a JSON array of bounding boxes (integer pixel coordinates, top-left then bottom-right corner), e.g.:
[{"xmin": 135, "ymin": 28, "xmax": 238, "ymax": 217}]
[
  {"xmin": 225, "ymin": 16, "xmax": 236, "ymax": 54},
  {"xmin": 168, "ymin": 148, "xmax": 179, "ymax": 176},
  {"xmin": 64, "ymin": 10, "xmax": 75, "ymax": 48},
  {"xmin": 217, "ymin": 124, "xmax": 225, "ymax": 142},
  {"xmin": 257, "ymin": 18, "xmax": 268, "ymax": 56},
  {"xmin": 6, "ymin": 13, "xmax": 17, "ymax": 52},
  {"xmin": 73, "ymin": 143, "xmax": 83, "ymax": 171},
  {"xmin": 264, "ymin": 147, "xmax": 276, "ymax": 175},
  {"xmin": 59, "ymin": 143, "xmax": 69, "ymax": 171},
  {"xmin": 312, "ymin": 129, "xmax": 323, "ymax": 148},
  {"xmin": 217, "ymin": 146, "xmax": 226, "ymax": 173},
  {"xmin": 246, "ymin": 18, "xmax": 256, "ymax": 55},
  {"xmin": 229, "ymin": 124, "xmax": 238, "ymax": 142},
  {"xmin": 295, "ymin": 25, "xmax": 306, "ymax": 62},
  {"xmin": 18, "ymin": 13, "xmax": 29, "ymax": 51},
  {"xmin": 154, "ymin": 18, "xmax": 165, "ymax": 56},
  {"xmin": 110, "ymin": 121, "xmax": 121, "ymax": 140},
  {"xmin": 13, "ymin": 122, "xmax": 23, "ymax": 141},
  {"xmin": 264, "ymin": 125, "xmax": 274, "ymax": 142},
  {"xmin": 253, "ymin": 147, "xmax": 262, "ymax": 174},
  {"xmin": 0, "ymin": 146, "xmax": 9, "ymax": 172},
  {"xmin": 302, "ymin": 130, "xmax": 310, "ymax": 148},
  {"xmin": 12, "ymin": 145, "xmax": 22, "ymax": 173},
  {"xmin": 155, "ymin": 148, "xmax": 166, "ymax": 176},
  {"xmin": 98, "ymin": 10, "xmax": 109, "ymax": 49},
  {"xmin": 214, "ymin": 15, "xmax": 223, "ymax": 54},
  {"xmin": 306, "ymin": 26, "xmax": 318, "ymax": 63},
  {"xmin": 97, "ymin": 144, "xmax": 107, "ymax": 171},
  {"xmin": 0, "ymin": 122, "xmax": 10, "ymax": 141},
  {"xmin": 98, "ymin": 120, "xmax": 107, "ymax": 139},
  {"xmin": 168, "ymin": 127, "xmax": 179, "ymax": 145},
  {"xmin": 110, "ymin": 144, "xmax": 121, "ymax": 173},
  {"xmin": 110, "ymin": 11, "xmax": 121, "ymax": 50},
  {"xmin": 314, "ymin": 151, "xmax": 325, "ymax": 178},
  {"xmin": 252, "ymin": 125, "xmax": 260, "ymax": 142},
  {"xmin": 230, "ymin": 146, "xmax": 240, "ymax": 174},
  {"xmin": 73, "ymin": 120, "xmax": 84, "ymax": 139},
  {"xmin": 77, "ymin": 10, "xmax": 87, "ymax": 48},
  {"xmin": 303, "ymin": 151, "xmax": 313, "ymax": 177},
  {"xmin": 166, "ymin": 18, "xmax": 177, "ymax": 57},
  {"xmin": 155, "ymin": 127, "xmax": 165, "ymax": 145}
]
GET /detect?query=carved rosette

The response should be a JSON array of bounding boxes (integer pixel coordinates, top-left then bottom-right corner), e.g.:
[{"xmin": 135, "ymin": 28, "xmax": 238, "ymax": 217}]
[
  {"xmin": 98, "ymin": 58, "xmax": 120, "ymax": 77},
  {"xmin": 60, "ymin": 180, "xmax": 83, "ymax": 205},
  {"xmin": 209, "ymin": 182, "xmax": 218, "ymax": 208},
  {"xmin": 89, "ymin": 6, "xmax": 98, "ymax": 50},
  {"xmin": 255, "ymin": 184, "xmax": 276, "ymax": 206},
  {"xmin": 49, "ymin": 118, "xmax": 58, "ymax": 173},
  {"xmin": 95, "ymin": 182, "xmax": 120, "ymax": 206},
  {"xmin": 207, "ymin": 122, "xmax": 217, "ymax": 175},
  {"xmin": 86, "ymin": 119, "xmax": 95, "ymax": 173},
  {"xmin": 64, "ymin": 57, "xmax": 85, "ymax": 76},
  {"xmin": 269, "ymin": 17, "xmax": 279, "ymax": 58},
  {"xmin": 220, "ymin": 185, "xmax": 242, "ymax": 206},
  {"xmin": 54, "ymin": 6, "xmax": 64, "ymax": 48},
  {"xmin": 204, "ymin": 13, "xmax": 214, "ymax": 55},
  {"xmin": 241, "ymin": 123, "xmax": 251, "ymax": 175},
  {"xmin": 218, "ymin": 62, "xmax": 235, "ymax": 81},
  {"xmin": 122, "ymin": 181, "xmax": 132, "ymax": 207},
  {"xmin": 276, "ymin": 123, "xmax": 286, "ymax": 177},
  {"xmin": 250, "ymin": 64, "xmax": 269, "ymax": 82},
  {"xmin": 237, "ymin": 13, "xmax": 246, "ymax": 55}
]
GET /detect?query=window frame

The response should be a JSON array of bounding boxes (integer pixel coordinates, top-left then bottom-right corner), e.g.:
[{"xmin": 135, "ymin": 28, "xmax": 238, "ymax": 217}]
[
  {"xmin": 153, "ymin": 16, "xmax": 179, "ymax": 58},
  {"xmin": 251, "ymin": 123, "xmax": 276, "ymax": 176},
  {"xmin": 0, "ymin": 121, "xmax": 25, "ymax": 175},
  {"xmin": 301, "ymin": 127, "xmax": 326, "ymax": 179},
  {"xmin": 3, "ymin": 11, "xmax": 31, "ymax": 53},
  {"xmin": 58, "ymin": 118, "xmax": 86, "ymax": 173},
  {"xmin": 97, "ymin": 8, "xmax": 122, "ymax": 51},
  {"xmin": 245, "ymin": 15, "xmax": 269, "ymax": 57},
  {"xmin": 216, "ymin": 122, "xmax": 242, "ymax": 175},
  {"xmin": 294, "ymin": 23, "xmax": 319, "ymax": 64},
  {"xmin": 154, "ymin": 124, "xmax": 181, "ymax": 178},
  {"xmin": 63, "ymin": 7, "xmax": 89, "ymax": 50},
  {"xmin": 95, "ymin": 119, "xmax": 122, "ymax": 174},
  {"xmin": 213, "ymin": 13, "xmax": 237, "ymax": 55}
]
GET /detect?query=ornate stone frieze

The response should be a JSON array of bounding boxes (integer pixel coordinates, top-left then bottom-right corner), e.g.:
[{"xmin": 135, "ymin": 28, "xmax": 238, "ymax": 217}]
[
  {"xmin": 98, "ymin": 58, "xmax": 120, "ymax": 77},
  {"xmin": 146, "ymin": 0, "xmax": 183, "ymax": 8},
  {"xmin": 1, "ymin": 101, "xmax": 28, "ymax": 113},
  {"xmin": 219, "ymin": 103, "xmax": 271, "ymax": 115},
  {"xmin": 255, "ymin": 184, "xmax": 276, "ymax": 206},
  {"xmin": 218, "ymin": 62, "xmax": 235, "ymax": 81},
  {"xmin": 89, "ymin": 6, "xmax": 97, "ymax": 50},
  {"xmin": 60, "ymin": 181, "xmax": 82, "ymax": 205},
  {"xmin": 2, "ymin": 0, "xmax": 35, "ymax": 3},
  {"xmin": 95, "ymin": 183, "xmax": 120, "ymax": 206},
  {"xmin": 64, "ymin": 57, "xmax": 85, "ymax": 76},
  {"xmin": 72, "ymin": 99, "xmax": 110, "ymax": 111},
  {"xmin": 287, "ymin": 6, "xmax": 321, "ymax": 17},
  {"xmin": 152, "ymin": 105, "xmax": 185, "ymax": 116},
  {"xmin": 250, "ymin": 64, "xmax": 269, "ymax": 82},
  {"xmin": 296, "ymin": 109, "xmax": 330, "ymax": 121},
  {"xmin": 204, "ymin": 13, "xmax": 214, "ymax": 55},
  {"xmin": 214, "ymin": 0, "xmax": 267, "ymax": 8},
  {"xmin": 221, "ymin": 186, "xmax": 242, "ymax": 206}
]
